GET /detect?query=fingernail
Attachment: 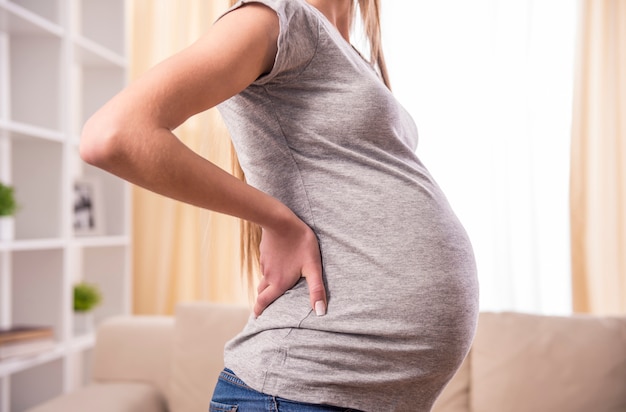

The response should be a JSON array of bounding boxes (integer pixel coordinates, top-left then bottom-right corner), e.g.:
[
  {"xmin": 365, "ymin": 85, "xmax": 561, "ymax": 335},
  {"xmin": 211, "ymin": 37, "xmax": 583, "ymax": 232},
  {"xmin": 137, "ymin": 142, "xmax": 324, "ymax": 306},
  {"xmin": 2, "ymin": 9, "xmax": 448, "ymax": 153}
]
[{"xmin": 315, "ymin": 300, "xmax": 326, "ymax": 316}]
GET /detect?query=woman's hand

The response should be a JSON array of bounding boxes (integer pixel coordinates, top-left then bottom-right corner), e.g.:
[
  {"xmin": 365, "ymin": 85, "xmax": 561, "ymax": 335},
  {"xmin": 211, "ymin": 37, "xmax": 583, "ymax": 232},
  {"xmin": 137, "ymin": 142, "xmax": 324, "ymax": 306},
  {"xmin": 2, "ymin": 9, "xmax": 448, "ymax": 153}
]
[{"xmin": 255, "ymin": 214, "xmax": 327, "ymax": 318}]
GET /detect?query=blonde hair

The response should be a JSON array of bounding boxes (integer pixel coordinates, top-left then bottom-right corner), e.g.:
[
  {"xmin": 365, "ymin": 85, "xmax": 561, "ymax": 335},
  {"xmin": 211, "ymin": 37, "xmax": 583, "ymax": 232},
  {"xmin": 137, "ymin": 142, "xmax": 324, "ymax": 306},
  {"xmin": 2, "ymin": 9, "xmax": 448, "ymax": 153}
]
[
  {"xmin": 355, "ymin": 0, "xmax": 390, "ymax": 89},
  {"xmin": 228, "ymin": 0, "xmax": 390, "ymax": 286}
]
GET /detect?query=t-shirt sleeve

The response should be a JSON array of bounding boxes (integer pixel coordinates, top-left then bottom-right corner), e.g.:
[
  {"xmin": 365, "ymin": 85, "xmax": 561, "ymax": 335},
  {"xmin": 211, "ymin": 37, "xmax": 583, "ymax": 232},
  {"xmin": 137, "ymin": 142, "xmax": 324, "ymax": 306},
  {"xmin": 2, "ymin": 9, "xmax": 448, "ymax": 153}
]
[{"xmin": 221, "ymin": 0, "xmax": 320, "ymax": 85}]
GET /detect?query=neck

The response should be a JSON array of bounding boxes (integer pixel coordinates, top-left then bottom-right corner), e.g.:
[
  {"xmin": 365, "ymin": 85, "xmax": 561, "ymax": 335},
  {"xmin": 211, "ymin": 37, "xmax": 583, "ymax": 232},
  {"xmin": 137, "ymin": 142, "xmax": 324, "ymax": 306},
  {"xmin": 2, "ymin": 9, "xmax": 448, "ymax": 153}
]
[{"xmin": 306, "ymin": 0, "xmax": 352, "ymax": 42}]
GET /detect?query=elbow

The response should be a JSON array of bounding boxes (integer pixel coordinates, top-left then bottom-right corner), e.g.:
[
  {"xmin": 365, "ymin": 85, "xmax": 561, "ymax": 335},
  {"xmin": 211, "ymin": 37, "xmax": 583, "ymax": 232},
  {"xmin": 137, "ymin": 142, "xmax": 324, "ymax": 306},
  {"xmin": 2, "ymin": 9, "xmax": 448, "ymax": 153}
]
[{"xmin": 79, "ymin": 112, "xmax": 125, "ymax": 169}]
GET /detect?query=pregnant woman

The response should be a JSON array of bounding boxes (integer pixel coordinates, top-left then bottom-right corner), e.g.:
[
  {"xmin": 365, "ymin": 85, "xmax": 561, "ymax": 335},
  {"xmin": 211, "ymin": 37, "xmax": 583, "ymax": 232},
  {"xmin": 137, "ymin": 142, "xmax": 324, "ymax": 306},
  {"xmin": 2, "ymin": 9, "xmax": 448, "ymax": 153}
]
[{"xmin": 80, "ymin": 0, "xmax": 479, "ymax": 410}]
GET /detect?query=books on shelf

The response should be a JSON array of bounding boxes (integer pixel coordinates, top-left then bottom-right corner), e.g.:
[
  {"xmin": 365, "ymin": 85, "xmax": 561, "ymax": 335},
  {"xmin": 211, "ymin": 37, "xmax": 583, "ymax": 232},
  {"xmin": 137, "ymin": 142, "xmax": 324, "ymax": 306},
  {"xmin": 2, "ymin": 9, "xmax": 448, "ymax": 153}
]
[{"xmin": 0, "ymin": 325, "xmax": 56, "ymax": 361}]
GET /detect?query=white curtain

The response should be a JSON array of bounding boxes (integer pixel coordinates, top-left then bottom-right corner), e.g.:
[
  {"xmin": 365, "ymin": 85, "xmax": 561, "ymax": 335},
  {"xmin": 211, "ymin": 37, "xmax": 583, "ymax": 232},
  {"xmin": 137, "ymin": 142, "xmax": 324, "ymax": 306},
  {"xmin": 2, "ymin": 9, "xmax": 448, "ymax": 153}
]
[
  {"xmin": 380, "ymin": 1, "xmax": 578, "ymax": 314},
  {"xmin": 570, "ymin": 0, "xmax": 626, "ymax": 315}
]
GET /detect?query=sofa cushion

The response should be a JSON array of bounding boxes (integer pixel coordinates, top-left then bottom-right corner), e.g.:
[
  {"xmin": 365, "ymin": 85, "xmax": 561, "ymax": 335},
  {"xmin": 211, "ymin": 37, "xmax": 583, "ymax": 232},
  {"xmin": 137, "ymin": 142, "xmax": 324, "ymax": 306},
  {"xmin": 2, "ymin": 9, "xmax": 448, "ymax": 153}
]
[
  {"xmin": 26, "ymin": 382, "xmax": 166, "ymax": 412},
  {"xmin": 169, "ymin": 302, "xmax": 251, "ymax": 412},
  {"xmin": 470, "ymin": 312, "xmax": 626, "ymax": 412}
]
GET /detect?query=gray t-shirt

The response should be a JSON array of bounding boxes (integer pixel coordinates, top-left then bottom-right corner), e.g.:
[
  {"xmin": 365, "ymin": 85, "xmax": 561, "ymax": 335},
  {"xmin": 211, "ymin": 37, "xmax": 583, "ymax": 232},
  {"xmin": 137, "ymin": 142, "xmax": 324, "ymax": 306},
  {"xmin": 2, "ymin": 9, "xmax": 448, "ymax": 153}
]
[{"xmin": 216, "ymin": 1, "xmax": 479, "ymax": 410}]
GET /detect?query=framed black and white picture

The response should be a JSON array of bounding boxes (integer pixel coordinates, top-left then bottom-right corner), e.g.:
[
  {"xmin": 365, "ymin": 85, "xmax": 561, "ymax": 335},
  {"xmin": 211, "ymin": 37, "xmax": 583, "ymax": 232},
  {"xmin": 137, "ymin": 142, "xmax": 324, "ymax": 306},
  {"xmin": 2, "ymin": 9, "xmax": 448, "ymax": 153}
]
[{"xmin": 73, "ymin": 177, "xmax": 104, "ymax": 236}]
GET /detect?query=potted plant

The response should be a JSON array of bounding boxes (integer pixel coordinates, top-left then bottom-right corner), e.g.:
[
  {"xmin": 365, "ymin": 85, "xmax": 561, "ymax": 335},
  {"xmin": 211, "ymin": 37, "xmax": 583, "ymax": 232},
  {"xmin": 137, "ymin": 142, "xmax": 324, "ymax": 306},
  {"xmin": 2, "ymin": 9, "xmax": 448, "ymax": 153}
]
[
  {"xmin": 0, "ymin": 182, "xmax": 18, "ymax": 241},
  {"xmin": 73, "ymin": 282, "xmax": 102, "ymax": 335}
]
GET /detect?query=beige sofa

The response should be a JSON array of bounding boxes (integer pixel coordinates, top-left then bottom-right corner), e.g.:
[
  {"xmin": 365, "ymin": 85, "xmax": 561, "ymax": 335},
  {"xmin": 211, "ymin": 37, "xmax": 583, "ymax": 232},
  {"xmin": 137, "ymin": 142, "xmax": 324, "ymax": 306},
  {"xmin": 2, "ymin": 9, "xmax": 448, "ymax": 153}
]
[{"xmin": 29, "ymin": 303, "xmax": 626, "ymax": 412}]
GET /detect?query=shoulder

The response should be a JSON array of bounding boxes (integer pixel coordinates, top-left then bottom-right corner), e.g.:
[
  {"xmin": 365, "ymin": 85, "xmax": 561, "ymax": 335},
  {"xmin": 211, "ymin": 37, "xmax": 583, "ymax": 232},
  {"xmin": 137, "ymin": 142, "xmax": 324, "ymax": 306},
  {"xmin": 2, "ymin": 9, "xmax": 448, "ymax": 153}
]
[
  {"xmin": 224, "ymin": 0, "xmax": 319, "ymax": 37},
  {"xmin": 226, "ymin": 0, "xmax": 312, "ymax": 17},
  {"xmin": 224, "ymin": 0, "xmax": 320, "ymax": 85}
]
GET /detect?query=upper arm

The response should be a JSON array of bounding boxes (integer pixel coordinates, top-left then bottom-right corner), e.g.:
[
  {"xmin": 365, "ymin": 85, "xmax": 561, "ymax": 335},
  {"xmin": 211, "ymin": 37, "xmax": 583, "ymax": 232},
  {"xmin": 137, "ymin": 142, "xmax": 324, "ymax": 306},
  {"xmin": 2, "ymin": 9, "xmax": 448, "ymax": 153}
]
[{"xmin": 96, "ymin": 3, "xmax": 279, "ymax": 131}]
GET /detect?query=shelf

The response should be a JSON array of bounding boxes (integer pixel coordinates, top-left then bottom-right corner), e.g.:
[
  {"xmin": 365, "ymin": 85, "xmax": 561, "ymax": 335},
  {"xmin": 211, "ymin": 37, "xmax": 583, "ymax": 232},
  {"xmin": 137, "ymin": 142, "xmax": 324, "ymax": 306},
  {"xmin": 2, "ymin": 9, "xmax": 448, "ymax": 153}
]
[
  {"xmin": 0, "ymin": 2, "xmax": 63, "ymax": 36},
  {"xmin": 8, "ymin": 0, "xmax": 61, "ymax": 26},
  {"xmin": 0, "ymin": 1, "xmax": 129, "ymax": 409},
  {"xmin": 0, "ymin": 238, "xmax": 64, "ymax": 252},
  {"xmin": 0, "ymin": 342, "xmax": 63, "ymax": 378},
  {"xmin": 0, "ymin": 120, "xmax": 64, "ymax": 143},
  {"xmin": 73, "ymin": 235, "xmax": 130, "ymax": 248},
  {"xmin": 74, "ymin": 35, "xmax": 126, "ymax": 68},
  {"xmin": 69, "ymin": 333, "xmax": 95, "ymax": 353}
]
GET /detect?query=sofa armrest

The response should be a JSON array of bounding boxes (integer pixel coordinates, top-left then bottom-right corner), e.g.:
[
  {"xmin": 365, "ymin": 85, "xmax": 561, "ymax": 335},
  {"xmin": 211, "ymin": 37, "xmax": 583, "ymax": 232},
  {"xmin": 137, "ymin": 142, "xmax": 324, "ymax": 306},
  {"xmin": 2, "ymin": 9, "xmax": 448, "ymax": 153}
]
[
  {"xmin": 169, "ymin": 302, "xmax": 251, "ymax": 412},
  {"xmin": 92, "ymin": 315, "xmax": 175, "ymax": 399}
]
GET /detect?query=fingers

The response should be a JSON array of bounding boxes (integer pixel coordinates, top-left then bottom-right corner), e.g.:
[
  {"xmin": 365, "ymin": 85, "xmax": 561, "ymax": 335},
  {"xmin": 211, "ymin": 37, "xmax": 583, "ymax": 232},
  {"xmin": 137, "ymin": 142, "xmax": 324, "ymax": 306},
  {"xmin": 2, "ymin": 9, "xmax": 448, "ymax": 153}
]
[
  {"xmin": 254, "ymin": 269, "xmax": 327, "ymax": 318},
  {"xmin": 257, "ymin": 277, "xmax": 269, "ymax": 295},
  {"xmin": 302, "ymin": 261, "xmax": 327, "ymax": 316},
  {"xmin": 254, "ymin": 283, "xmax": 282, "ymax": 318}
]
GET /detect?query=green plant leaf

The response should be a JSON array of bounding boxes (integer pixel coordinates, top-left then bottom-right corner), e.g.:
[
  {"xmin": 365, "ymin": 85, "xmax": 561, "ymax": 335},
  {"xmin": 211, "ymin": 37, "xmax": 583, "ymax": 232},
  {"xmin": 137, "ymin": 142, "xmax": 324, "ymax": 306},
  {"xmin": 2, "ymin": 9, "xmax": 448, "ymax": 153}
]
[
  {"xmin": 73, "ymin": 282, "xmax": 102, "ymax": 312},
  {"xmin": 0, "ymin": 182, "xmax": 18, "ymax": 217}
]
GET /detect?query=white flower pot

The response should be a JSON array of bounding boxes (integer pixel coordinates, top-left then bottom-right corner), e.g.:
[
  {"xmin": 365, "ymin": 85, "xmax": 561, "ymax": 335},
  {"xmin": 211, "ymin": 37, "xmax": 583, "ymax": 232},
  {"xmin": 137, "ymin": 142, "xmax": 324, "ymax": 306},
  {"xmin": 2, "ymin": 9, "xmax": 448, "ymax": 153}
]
[
  {"xmin": 73, "ymin": 311, "xmax": 94, "ymax": 335},
  {"xmin": 0, "ymin": 216, "xmax": 14, "ymax": 241}
]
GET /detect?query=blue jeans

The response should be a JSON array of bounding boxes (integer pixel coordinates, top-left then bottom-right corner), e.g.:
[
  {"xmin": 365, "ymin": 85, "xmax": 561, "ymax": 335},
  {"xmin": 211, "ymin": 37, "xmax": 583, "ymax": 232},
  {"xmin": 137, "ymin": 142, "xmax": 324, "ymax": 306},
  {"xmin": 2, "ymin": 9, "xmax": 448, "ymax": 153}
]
[{"xmin": 210, "ymin": 368, "xmax": 362, "ymax": 412}]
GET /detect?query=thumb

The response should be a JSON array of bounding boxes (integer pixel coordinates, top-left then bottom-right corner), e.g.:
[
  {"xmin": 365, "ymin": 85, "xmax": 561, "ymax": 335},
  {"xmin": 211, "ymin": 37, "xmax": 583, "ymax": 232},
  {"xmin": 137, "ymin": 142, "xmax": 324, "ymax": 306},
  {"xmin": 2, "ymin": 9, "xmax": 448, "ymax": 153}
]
[{"xmin": 302, "ymin": 262, "xmax": 327, "ymax": 316}]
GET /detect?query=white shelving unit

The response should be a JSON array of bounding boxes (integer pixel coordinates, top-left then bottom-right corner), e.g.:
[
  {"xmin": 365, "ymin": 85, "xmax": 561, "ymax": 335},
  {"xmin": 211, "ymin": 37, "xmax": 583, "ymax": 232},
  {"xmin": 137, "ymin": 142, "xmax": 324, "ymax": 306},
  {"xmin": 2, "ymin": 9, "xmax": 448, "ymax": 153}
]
[{"xmin": 0, "ymin": 1, "xmax": 130, "ymax": 411}]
